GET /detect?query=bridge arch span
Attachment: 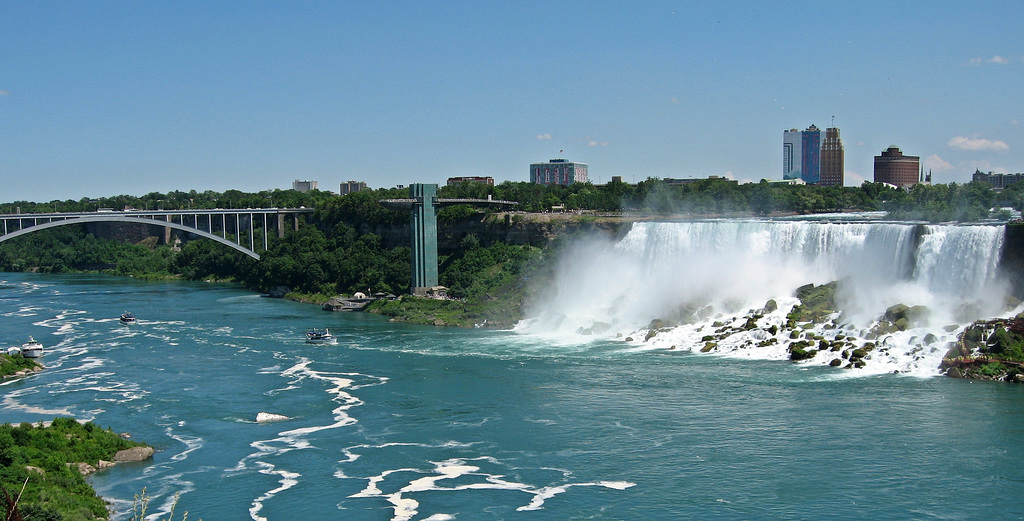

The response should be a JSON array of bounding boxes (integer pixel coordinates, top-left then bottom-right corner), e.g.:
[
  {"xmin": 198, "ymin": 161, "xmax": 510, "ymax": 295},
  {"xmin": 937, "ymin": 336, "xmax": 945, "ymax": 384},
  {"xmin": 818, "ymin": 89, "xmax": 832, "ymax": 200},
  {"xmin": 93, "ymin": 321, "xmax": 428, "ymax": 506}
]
[{"xmin": 0, "ymin": 215, "xmax": 262, "ymax": 260}]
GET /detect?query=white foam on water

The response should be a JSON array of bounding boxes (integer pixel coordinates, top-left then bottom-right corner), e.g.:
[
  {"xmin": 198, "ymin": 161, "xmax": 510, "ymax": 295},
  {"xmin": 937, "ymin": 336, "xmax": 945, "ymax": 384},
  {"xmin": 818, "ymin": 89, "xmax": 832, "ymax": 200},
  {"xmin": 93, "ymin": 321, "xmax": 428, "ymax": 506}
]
[
  {"xmin": 230, "ymin": 358, "xmax": 386, "ymax": 517},
  {"xmin": 346, "ymin": 455, "xmax": 635, "ymax": 520},
  {"xmin": 164, "ymin": 426, "xmax": 203, "ymax": 463},
  {"xmin": 2, "ymin": 305, "xmax": 44, "ymax": 318},
  {"xmin": 0, "ymin": 388, "xmax": 72, "ymax": 415},
  {"xmin": 247, "ymin": 462, "xmax": 301, "ymax": 521}
]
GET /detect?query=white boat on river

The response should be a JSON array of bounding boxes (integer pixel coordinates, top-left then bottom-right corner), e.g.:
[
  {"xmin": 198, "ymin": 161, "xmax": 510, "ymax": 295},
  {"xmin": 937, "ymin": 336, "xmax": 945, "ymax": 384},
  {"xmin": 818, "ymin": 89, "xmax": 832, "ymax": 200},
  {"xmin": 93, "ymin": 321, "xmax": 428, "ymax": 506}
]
[
  {"xmin": 20, "ymin": 337, "xmax": 43, "ymax": 358},
  {"xmin": 305, "ymin": 328, "xmax": 335, "ymax": 344}
]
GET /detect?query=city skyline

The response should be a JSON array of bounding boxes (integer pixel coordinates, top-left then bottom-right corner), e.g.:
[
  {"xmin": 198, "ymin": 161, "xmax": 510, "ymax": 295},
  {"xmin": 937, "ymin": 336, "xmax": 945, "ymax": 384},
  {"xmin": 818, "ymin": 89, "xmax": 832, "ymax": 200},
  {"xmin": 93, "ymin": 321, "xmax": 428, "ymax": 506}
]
[{"xmin": 2, "ymin": 2, "xmax": 1022, "ymax": 202}]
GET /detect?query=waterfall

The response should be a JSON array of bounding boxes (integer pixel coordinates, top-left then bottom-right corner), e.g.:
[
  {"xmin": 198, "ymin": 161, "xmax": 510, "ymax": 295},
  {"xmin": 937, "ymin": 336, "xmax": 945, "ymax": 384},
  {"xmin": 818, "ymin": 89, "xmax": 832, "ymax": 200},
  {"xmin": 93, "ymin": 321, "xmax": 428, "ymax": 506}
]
[{"xmin": 518, "ymin": 220, "xmax": 1011, "ymax": 375}]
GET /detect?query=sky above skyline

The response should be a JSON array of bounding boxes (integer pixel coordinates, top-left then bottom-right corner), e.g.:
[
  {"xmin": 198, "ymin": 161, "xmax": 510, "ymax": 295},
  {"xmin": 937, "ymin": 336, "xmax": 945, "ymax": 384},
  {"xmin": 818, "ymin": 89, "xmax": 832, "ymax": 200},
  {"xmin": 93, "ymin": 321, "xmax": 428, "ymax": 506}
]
[{"xmin": 2, "ymin": 1, "xmax": 1022, "ymax": 202}]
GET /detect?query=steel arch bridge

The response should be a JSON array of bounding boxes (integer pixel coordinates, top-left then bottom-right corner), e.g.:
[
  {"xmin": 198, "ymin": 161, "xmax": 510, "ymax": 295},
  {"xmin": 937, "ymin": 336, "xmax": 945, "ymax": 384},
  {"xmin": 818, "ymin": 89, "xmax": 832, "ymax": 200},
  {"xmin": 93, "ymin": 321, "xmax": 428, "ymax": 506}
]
[{"xmin": 0, "ymin": 208, "xmax": 314, "ymax": 260}]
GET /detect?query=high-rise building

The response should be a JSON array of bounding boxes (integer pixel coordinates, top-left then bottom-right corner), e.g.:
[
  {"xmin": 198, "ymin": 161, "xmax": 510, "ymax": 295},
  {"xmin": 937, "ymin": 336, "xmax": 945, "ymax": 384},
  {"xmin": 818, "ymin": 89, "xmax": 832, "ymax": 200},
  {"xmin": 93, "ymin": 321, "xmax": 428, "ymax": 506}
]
[
  {"xmin": 783, "ymin": 129, "xmax": 802, "ymax": 180},
  {"xmin": 783, "ymin": 125, "xmax": 825, "ymax": 184},
  {"xmin": 292, "ymin": 179, "xmax": 318, "ymax": 192},
  {"xmin": 801, "ymin": 125, "xmax": 821, "ymax": 185},
  {"xmin": 819, "ymin": 127, "xmax": 844, "ymax": 187},
  {"xmin": 873, "ymin": 146, "xmax": 920, "ymax": 188},
  {"xmin": 340, "ymin": 181, "xmax": 367, "ymax": 195},
  {"xmin": 530, "ymin": 159, "xmax": 588, "ymax": 186}
]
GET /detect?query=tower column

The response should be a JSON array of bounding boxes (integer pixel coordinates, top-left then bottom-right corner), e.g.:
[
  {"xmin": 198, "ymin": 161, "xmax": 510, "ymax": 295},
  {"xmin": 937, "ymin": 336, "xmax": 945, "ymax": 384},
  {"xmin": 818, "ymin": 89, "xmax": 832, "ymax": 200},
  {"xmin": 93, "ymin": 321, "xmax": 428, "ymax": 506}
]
[{"xmin": 409, "ymin": 183, "xmax": 439, "ymax": 295}]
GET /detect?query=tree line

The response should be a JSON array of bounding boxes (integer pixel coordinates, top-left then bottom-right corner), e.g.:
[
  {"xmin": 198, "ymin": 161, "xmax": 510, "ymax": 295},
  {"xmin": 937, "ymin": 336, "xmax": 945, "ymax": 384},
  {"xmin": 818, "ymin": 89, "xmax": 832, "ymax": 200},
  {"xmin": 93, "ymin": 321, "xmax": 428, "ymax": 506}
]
[
  {"xmin": 3, "ymin": 178, "xmax": 1011, "ymax": 219},
  {"xmin": 0, "ymin": 179, "xmax": 1013, "ymax": 301}
]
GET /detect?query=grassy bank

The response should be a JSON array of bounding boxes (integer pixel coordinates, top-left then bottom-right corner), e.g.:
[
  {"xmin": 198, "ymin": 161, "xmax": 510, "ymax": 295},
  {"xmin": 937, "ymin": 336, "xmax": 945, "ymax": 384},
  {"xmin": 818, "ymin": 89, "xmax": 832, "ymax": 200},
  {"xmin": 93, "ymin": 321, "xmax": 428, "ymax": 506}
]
[
  {"xmin": 0, "ymin": 417, "xmax": 151, "ymax": 521},
  {"xmin": 0, "ymin": 353, "xmax": 42, "ymax": 379}
]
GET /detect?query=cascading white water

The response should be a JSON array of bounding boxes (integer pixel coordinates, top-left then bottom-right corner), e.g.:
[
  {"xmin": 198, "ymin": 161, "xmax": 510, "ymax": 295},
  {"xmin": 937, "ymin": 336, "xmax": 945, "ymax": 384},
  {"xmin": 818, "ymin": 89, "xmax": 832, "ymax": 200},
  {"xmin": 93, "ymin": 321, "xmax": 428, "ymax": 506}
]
[{"xmin": 518, "ymin": 220, "xmax": 1012, "ymax": 376}]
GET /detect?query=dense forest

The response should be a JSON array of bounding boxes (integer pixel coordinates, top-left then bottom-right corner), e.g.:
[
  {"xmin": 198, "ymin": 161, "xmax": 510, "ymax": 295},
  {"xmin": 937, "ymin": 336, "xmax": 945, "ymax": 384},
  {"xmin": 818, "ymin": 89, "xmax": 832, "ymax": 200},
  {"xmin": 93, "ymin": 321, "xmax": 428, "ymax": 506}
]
[{"xmin": 0, "ymin": 179, "xmax": 1013, "ymax": 314}]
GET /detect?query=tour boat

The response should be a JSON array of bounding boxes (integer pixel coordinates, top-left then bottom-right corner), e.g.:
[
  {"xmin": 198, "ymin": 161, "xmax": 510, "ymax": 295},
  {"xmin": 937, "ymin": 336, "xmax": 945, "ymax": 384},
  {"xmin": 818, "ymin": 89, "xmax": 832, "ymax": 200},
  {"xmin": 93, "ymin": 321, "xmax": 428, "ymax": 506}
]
[
  {"xmin": 20, "ymin": 337, "xmax": 43, "ymax": 358},
  {"xmin": 120, "ymin": 311, "xmax": 137, "ymax": 325},
  {"xmin": 305, "ymin": 328, "xmax": 335, "ymax": 344},
  {"xmin": 6, "ymin": 345, "xmax": 22, "ymax": 356}
]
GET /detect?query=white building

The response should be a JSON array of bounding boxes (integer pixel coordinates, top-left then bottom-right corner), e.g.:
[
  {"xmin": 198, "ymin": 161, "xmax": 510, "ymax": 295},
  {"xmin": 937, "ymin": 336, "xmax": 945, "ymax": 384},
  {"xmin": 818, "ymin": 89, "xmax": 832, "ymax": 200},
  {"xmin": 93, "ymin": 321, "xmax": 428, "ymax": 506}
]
[
  {"xmin": 783, "ymin": 129, "xmax": 802, "ymax": 180},
  {"xmin": 292, "ymin": 179, "xmax": 318, "ymax": 192}
]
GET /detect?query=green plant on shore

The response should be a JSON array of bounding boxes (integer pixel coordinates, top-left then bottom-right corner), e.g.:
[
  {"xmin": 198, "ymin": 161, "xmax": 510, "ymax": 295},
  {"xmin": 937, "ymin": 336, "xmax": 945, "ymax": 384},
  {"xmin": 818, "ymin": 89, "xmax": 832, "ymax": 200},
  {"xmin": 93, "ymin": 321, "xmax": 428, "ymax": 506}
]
[
  {"xmin": 979, "ymin": 361, "xmax": 1008, "ymax": 377},
  {"xmin": 130, "ymin": 489, "xmax": 195, "ymax": 521}
]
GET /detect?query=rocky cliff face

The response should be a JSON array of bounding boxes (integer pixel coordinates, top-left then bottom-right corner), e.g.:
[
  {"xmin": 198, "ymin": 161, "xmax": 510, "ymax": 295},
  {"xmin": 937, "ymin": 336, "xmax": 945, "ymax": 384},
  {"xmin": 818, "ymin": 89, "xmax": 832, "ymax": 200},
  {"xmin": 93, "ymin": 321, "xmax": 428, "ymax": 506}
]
[
  {"xmin": 1002, "ymin": 222, "xmax": 1024, "ymax": 298},
  {"xmin": 372, "ymin": 213, "xmax": 634, "ymax": 253},
  {"xmin": 86, "ymin": 221, "xmax": 165, "ymax": 244}
]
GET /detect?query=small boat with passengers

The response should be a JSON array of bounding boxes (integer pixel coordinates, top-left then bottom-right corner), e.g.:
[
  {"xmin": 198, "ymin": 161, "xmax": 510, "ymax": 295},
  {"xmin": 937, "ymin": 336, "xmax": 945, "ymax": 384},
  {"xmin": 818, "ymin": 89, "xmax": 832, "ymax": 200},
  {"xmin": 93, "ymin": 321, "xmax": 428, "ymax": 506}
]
[
  {"xmin": 305, "ymin": 328, "xmax": 335, "ymax": 344},
  {"xmin": 20, "ymin": 337, "xmax": 44, "ymax": 358},
  {"xmin": 120, "ymin": 311, "xmax": 137, "ymax": 325}
]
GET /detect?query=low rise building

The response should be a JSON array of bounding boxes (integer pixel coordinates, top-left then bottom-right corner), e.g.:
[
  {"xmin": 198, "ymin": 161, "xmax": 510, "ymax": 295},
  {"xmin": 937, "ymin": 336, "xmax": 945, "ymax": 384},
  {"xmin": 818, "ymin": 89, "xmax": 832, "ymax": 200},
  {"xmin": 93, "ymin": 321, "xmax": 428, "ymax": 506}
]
[
  {"xmin": 973, "ymin": 170, "xmax": 1024, "ymax": 190},
  {"xmin": 664, "ymin": 176, "xmax": 738, "ymax": 186},
  {"xmin": 530, "ymin": 159, "xmax": 588, "ymax": 186},
  {"xmin": 447, "ymin": 176, "xmax": 494, "ymax": 186}
]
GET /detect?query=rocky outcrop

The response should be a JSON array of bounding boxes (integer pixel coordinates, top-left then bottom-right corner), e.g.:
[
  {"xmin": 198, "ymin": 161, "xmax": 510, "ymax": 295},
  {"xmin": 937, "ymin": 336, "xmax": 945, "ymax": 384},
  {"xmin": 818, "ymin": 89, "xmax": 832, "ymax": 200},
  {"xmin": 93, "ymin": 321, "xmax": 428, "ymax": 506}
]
[
  {"xmin": 256, "ymin": 412, "xmax": 291, "ymax": 423},
  {"xmin": 114, "ymin": 446, "xmax": 155, "ymax": 462}
]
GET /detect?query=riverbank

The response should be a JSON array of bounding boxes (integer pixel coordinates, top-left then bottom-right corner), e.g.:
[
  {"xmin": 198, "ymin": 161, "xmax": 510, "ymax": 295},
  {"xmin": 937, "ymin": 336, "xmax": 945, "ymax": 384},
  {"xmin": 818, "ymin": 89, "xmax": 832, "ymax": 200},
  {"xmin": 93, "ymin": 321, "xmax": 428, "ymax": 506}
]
[{"xmin": 0, "ymin": 417, "xmax": 153, "ymax": 520}]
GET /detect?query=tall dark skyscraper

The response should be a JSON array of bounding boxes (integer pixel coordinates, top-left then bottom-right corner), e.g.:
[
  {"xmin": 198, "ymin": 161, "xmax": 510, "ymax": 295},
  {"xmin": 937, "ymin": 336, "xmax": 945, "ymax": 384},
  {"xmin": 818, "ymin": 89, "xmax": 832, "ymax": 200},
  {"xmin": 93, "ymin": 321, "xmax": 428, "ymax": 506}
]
[
  {"xmin": 819, "ymin": 127, "xmax": 844, "ymax": 187},
  {"xmin": 800, "ymin": 125, "xmax": 821, "ymax": 185}
]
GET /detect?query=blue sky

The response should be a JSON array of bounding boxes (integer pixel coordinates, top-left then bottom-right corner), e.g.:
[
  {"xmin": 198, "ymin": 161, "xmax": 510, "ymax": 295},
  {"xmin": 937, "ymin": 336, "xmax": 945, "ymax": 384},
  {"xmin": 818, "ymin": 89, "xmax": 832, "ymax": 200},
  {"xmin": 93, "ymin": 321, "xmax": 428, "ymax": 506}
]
[{"xmin": 2, "ymin": 1, "xmax": 1022, "ymax": 202}]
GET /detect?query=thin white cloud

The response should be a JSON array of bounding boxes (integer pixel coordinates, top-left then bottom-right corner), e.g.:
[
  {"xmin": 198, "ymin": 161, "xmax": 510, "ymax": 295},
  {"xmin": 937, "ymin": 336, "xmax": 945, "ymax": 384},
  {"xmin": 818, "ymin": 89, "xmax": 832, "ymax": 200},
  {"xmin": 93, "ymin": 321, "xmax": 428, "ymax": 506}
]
[
  {"xmin": 670, "ymin": 96, "xmax": 679, "ymax": 104},
  {"xmin": 948, "ymin": 136, "xmax": 1009, "ymax": 151},
  {"xmin": 845, "ymin": 170, "xmax": 865, "ymax": 186},
  {"xmin": 924, "ymin": 154, "xmax": 955, "ymax": 172},
  {"xmin": 586, "ymin": 140, "xmax": 609, "ymax": 147},
  {"xmin": 968, "ymin": 55, "xmax": 1014, "ymax": 65},
  {"xmin": 536, "ymin": 134, "xmax": 552, "ymax": 140},
  {"xmin": 0, "ymin": 90, "xmax": 9, "ymax": 96}
]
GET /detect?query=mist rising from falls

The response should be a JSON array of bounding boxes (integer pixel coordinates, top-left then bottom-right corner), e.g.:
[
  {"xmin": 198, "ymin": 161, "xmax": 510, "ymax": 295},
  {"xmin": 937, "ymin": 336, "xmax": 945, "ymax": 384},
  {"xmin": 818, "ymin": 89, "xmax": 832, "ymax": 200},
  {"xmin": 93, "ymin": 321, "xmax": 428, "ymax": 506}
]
[{"xmin": 518, "ymin": 220, "xmax": 1011, "ymax": 375}]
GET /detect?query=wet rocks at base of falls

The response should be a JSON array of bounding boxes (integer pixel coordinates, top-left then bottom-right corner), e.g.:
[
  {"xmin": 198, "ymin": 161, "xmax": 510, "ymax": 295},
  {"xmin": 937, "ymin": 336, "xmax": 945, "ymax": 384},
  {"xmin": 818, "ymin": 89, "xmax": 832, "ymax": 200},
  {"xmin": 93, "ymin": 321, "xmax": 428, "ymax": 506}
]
[{"xmin": 631, "ymin": 280, "xmax": 956, "ymax": 372}]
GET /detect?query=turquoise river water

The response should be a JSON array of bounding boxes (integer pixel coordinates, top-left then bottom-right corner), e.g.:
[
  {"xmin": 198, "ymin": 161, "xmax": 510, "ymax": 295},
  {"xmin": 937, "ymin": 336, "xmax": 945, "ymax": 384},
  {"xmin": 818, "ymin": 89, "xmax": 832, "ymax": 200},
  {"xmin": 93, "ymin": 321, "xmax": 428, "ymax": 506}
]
[{"xmin": 2, "ymin": 260, "xmax": 1024, "ymax": 519}]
